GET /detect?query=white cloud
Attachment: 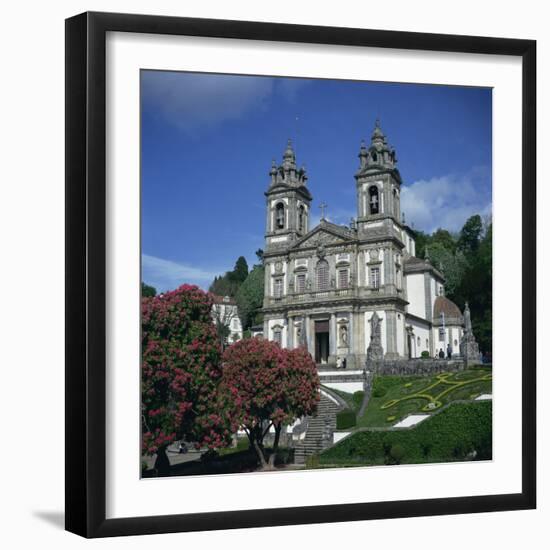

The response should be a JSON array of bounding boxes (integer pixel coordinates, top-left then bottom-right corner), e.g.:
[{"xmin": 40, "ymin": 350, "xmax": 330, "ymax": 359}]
[
  {"xmin": 400, "ymin": 167, "xmax": 492, "ymax": 233},
  {"xmin": 142, "ymin": 72, "xmax": 274, "ymax": 134},
  {"xmin": 142, "ymin": 254, "xmax": 220, "ymax": 292}
]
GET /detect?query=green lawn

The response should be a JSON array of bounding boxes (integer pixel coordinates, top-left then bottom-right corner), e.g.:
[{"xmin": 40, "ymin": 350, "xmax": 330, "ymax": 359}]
[{"xmin": 359, "ymin": 366, "xmax": 492, "ymax": 428}]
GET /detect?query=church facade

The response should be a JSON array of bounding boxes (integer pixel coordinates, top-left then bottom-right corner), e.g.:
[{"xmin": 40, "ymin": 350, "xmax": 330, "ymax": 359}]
[{"xmin": 261, "ymin": 121, "xmax": 465, "ymax": 368}]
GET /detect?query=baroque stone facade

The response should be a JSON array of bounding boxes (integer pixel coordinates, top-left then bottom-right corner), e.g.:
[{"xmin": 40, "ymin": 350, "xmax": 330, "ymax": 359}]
[{"xmin": 262, "ymin": 121, "xmax": 474, "ymax": 368}]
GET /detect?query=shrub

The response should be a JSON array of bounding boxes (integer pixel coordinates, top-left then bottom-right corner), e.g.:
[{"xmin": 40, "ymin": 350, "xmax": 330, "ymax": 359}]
[
  {"xmin": 389, "ymin": 444, "xmax": 405, "ymax": 464},
  {"xmin": 336, "ymin": 409, "xmax": 357, "ymax": 430},
  {"xmin": 305, "ymin": 454, "xmax": 320, "ymax": 469},
  {"xmin": 320, "ymin": 401, "xmax": 492, "ymax": 466},
  {"xmin": 421, "ymin": 351, "xmax": 430, "ymax": 359},
  {"xmin": 352, "ymin": 391, "xmax": 365, "ymax": 410}
]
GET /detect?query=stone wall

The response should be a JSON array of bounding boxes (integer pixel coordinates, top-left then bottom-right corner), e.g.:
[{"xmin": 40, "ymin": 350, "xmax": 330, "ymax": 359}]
[{"xmin": 367, "ymin": 358, "xmax": 465, "ymax": 376}]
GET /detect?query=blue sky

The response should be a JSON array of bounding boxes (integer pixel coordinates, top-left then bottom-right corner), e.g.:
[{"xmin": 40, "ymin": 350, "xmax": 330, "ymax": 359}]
[{"xmin": 141, "ymin": 71, "xmax": 492, "ymax": 292}]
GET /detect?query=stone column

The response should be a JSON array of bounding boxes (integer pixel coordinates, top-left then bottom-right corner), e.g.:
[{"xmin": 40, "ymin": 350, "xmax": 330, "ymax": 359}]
[
  {"xmin": 348, "ymin": 311, "xmax": 354, "ymax": 353},
  {"xmin": 329, "ymin": 313, "xmax": 337, "ymax": 357},
  {"xmin": 287, "ymin": 315, "xmax": 294, "ymax": 349},
  {"xmin": 383, "ymin": 247, "xmax": 392, "ymax": 288},
  {"xmin": 424, "ymin": 272, "xmax": 434, "ymax": 353},
  {"xmin": 305, "ymin": 315, "xmax": 313, "ymax": 356},
  {"xmin": 384, "ymin": 310, "xmax": 399, "ymax": 359}
]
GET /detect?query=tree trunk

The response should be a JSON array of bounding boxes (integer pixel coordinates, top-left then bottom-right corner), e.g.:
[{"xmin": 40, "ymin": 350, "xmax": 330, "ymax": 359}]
[
  {"xmin": 268, "ymin": 423, "xmax": 282, "ymax": 468},
  {"xmin": 153, "ymin": 445, "xmax": 170, "ymax": 475},
  {"xmin": 252, "ymin": 438, "xmax": 269, "ymax": 469}
]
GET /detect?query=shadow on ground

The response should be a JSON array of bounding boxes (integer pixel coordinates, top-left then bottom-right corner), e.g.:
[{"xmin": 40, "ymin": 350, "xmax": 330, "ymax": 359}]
[
  {"xmin": 33, "ymin": 510, "xmax": 65, "ymax": 530},
  {"xmin": 143, "ymin": 448, "xmax": 295, "ymax": 478}
]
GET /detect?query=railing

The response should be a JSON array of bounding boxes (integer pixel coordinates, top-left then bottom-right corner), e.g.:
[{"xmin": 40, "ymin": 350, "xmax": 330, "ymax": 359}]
[{"xmin": 265, "ymin": 285, "xmax": 398, "ymax": 306}]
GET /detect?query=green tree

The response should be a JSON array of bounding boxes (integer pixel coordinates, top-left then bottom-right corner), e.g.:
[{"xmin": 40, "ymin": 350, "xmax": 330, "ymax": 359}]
[
  {"xmin": 458, "ymin": 214, "xmax": 483, "ymax": 255},
  {"xmin": 255, "ymin": 248, "xmax": 264, "ymax": 265},
  {"xmin": 453, "ymin": 222, "xmax": 493, "ymax": 354},
  {"xmin": 209, "ymin": 256, "xmax": 249, "ymax": 297},
  {"xmin": 431, "ymin": 228, "xmax": 457, "ymax": 253},
  {"xmin": 141, "ymin": 282, "xmax": 157, "ymax": 297},
  {"xmin": 427, "ymin": 243, "xmax": 468, "ymax": 298},
  {"xmin": 230, "ymin": 256, "xmax": 249, "ymax": 283},
  {"xmin": 413, "ymin": 229, "xmax": 430, "ymax": 259},
  {"xmin": 236, "ymin": 265, "xmax": 265, "ymax": 329}
]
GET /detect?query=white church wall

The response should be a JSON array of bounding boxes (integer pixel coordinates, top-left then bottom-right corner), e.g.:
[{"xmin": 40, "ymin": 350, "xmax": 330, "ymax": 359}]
[
  {"xmin": 408, "ymin": 318, "xmax": 431, "ymax": 358},
  {"xmin": 433, "ymin": 325, "xmax": 463, "ymax": 355},
  {"xmin": 405, "ymin": 273, "xmax": 426, "ymax": 318}
]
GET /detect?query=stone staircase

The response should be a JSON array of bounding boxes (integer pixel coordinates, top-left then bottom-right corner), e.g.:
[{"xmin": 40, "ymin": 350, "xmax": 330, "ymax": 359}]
[{"xmin": 294, "ymin": 392, "xmax": 343, "ymax": 464}]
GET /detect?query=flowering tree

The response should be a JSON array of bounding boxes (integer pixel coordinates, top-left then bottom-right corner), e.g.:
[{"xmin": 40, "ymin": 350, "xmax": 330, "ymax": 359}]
[
  {"xmin": 222, "ymin": 339, "xmax": 320, "ymax": 469},
  {"xmin": 141, "ymin": 285, "xmax": 235, "ymax": 472}
]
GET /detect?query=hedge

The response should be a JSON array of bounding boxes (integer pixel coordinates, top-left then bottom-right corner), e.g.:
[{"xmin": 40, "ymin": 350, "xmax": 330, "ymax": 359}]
[
  {"xmin": 336, "ymin": 409, "xmax": 357, "ymax": 430},
  {"xmin": 321, "ymin": 401, "xmax": 492, "ymax": 466}
]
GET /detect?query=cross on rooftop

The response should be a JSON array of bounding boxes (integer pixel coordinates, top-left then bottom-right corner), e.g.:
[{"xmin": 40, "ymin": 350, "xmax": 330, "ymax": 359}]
[{"xmin": 319, "ymin": 202, "xmax": 328, "ymax": 220}]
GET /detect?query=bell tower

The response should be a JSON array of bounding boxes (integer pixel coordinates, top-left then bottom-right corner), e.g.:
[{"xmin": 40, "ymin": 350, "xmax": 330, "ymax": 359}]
[
  {"xmin": 355, "ymin": 120, "xmax": 402, "ymax": 233},
  {"xmin": 265, "ymin": 140, "xmax": 312, "ymax": 251}
]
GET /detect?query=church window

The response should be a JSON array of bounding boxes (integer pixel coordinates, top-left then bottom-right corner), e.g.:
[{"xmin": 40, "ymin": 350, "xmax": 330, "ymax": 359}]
[
  {"xmin": 274, "ymin": 278, "xmax": 283, "ymax": 298},
  {"xmin": 298, "ymin": 205, "xmax": 305, "ymax": 232},
  {"xmin": 369, "ymin": 186, "xmax": 380, "ymax": 215},
  {"xmin": 417, "ymin": 336, "xmax": 421, "ymax": 347},
  {"xmin": 369, "ymin": 266, "xmax": 380, "ymax": 289},
  {"xmin": 275, "ymin": 203, "xmax": 285, "ymax": 229},
  {"xmin": 371, "ymin": 151, "xmax": 377, "ymax": 162},
  {"xmin": 296, "ymin": 273, "xmax": 306, "ymax": 293},
  {"xmin": 273, "ymin": 328, "xmax": 282, "ymax": 346},
  {"xmin": 338, "ymin": 269, "xmax": 349, "ymax": 288},
  {"xmin": 439, "ymin": 327, "xmax": 445, "ymax": 341},
  {"xmin": 426, "ymin": 339, "xmax": 429, "ymax": 349},
  {"xmin": 316, "ymin": 259, "xmax": 329, "ymax": 291}
]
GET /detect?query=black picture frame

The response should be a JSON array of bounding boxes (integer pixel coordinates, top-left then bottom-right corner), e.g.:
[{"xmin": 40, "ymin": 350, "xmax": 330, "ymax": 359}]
[{"xmin": 65, "ymin": 11, "xmax": 536, "ymax": 538}]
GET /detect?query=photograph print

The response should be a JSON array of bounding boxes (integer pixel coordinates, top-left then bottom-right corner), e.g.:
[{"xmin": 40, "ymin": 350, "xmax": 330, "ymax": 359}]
[{"xmin": 140, "ymin": 70, "xmax": 493, "ymax": 478}]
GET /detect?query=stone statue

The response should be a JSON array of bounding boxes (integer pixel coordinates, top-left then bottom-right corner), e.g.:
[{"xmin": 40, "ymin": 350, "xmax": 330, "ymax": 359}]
[
  {"xmin": 371, "ymin": 312, "xmax": 381, "ymax": 338},
  {"xmin": 464, "ymin": 301, "xmax": 472, "ymax": 332},
  {"xmin": 340, "ymin": 325, "xmax": 348, "ymax": 346},
  {"xmin": 366, "ymin": 312, "xmax": 384, "ymax": 361},
  {"xmin": 460, "ymin": 301, "xmax": 480, "ymax": 366}
]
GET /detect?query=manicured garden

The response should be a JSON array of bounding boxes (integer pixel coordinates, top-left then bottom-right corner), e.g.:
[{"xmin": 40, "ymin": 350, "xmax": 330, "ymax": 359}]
[
  {"xmin": 319, "ymin": 400, "xmax": 492, "ymax": 467},
  {"xmin": 327, "ymin": 366, "xmax": 492, "ymax": 430}
]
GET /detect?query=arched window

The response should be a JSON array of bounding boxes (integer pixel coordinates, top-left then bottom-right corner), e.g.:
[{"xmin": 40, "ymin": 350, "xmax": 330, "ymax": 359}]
[
  {"xmin": 369, "ymin": 186, "xmax": 380, "ymax": 215},
  {"xmin": 298, "ymin": 205, "xmax": 305, "ymax": 232},
  {"xmin": 316, "ymin": 259, "xmax": 329, "ymax": 291},
  {"xmin": 371, "ymin": 151, "xmax": 378, "ymax": 162},
  {"xmin": 275, "ymin": 203, "xmax": 285, "ymax": 229},
  {"xmin": 393, "ymin": 188, "xmax": 399, "ymax": 218}
]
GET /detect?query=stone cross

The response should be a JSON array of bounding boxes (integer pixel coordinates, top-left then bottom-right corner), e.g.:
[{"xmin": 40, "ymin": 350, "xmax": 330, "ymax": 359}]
[{"xmin": 319, "ymin": 202, "xmax": 328, "ymax": 220}]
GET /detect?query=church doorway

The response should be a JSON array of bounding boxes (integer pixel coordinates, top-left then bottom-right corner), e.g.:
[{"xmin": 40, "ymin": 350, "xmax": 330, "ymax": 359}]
[{"xmin": 315, "ymin": 320, "xmax": 330, "ymax": 364}]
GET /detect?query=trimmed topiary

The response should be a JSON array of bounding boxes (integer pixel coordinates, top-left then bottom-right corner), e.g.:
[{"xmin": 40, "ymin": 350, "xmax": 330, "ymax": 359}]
[{"xmin": 336, "ymin": 409, "xmax": 357, "ymax": 430}]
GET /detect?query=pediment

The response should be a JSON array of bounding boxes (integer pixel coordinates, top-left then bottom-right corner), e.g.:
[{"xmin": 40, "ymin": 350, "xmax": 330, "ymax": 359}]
[{"xmin": 291, "ymin": 225, "xmax": 354, "ymax": 251}]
